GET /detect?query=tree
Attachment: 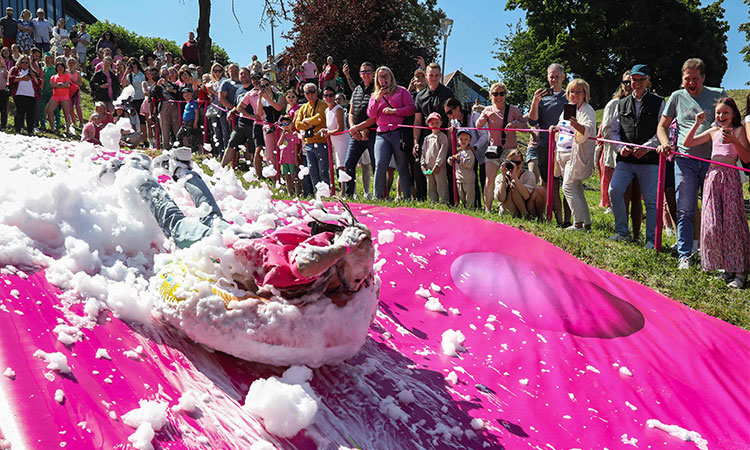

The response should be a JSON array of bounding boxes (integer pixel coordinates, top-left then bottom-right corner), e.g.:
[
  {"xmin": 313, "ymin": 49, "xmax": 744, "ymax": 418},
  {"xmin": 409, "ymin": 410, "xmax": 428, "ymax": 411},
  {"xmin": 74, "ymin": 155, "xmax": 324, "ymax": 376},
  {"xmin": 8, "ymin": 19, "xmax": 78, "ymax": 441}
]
[
  {"xmin": 282, "ymin": 0, "xmax": 445, "ymax": 85},
  {"xmin": 740, "ymin": 0, "xmax": 750, "ymax": 69},
  {"xmin": 197, "ymin": 0, "xmax": 212, "ymax": 71},
  {"xmin": 87, "ymin": 21, "xmax": 229, "ymax": 69},
  {"xmin": 499, "ymin": 0, "xmax": 729, "ymax": 108}
]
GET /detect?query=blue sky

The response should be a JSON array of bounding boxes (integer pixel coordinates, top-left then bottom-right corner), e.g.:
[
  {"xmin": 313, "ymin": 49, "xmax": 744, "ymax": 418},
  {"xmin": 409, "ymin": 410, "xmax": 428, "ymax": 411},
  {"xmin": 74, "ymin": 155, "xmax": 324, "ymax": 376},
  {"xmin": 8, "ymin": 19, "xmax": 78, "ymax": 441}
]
[{"xmin": 82, "ymin": 0, "xmax": 748, "ymax": 90}]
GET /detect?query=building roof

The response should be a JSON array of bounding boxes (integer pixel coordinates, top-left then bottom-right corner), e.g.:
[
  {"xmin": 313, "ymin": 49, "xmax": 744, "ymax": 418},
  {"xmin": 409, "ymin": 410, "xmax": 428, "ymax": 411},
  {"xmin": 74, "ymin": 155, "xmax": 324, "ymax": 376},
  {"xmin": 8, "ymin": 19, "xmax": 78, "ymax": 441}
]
[
  {"xmin": 65, "ymin": 0, "xmax": 97, "ymax": 24},
  {"xmin": 443, "ymin": 70, "xmax": 489, "ymax": 99}
]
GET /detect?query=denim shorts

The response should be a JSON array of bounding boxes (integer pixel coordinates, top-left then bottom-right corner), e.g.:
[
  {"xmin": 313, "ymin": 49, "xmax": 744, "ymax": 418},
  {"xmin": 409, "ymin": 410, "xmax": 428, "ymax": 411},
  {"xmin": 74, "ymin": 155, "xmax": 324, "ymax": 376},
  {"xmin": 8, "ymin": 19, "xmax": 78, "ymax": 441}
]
[{"xmin": 526, "ymin": 145, "xmax": 539, "ymax": 162}]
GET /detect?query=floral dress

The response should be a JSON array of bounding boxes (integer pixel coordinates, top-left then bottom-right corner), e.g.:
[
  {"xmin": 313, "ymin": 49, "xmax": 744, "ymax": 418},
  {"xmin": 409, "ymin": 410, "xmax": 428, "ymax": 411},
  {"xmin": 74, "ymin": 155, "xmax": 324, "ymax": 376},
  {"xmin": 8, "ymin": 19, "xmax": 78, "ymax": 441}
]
[{"xmin": 17, "ymin": 20, "xmax": 33, "ymax": 52}]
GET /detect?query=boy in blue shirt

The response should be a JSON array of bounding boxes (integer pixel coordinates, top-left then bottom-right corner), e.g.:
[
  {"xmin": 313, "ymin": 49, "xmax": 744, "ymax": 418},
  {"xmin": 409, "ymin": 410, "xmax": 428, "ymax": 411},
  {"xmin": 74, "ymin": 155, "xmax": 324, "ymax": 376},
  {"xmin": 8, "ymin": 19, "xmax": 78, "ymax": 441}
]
[{"xmin": 176, "ymin": 86, "xmax": 200, "ymax": 151}]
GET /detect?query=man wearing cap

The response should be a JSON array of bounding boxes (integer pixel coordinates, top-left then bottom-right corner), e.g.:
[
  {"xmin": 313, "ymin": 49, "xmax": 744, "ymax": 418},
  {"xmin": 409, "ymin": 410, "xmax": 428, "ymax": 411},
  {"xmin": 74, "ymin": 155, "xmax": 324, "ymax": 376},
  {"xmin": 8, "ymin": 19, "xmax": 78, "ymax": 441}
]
[
  {"xmin": 0, "ymin": 7, "xmax": 18, "ymax": 48},
  {"xmin": 32, "ymin": 8, "xmax": 52, "ymax": 53},
  {"xmin": 181, "ymin": 31, "xmax": 199, "ymax": 66},
  {"xmin": 607, "ymin": 64, "xmax": 665, "ymax": 249},
  {"xmin": 342, "ymin": 61, "xmax": 377, "ymax": 197},
  {"xmin": 656, "ymin": 58, "xmax": 727, "ymax": 268}
]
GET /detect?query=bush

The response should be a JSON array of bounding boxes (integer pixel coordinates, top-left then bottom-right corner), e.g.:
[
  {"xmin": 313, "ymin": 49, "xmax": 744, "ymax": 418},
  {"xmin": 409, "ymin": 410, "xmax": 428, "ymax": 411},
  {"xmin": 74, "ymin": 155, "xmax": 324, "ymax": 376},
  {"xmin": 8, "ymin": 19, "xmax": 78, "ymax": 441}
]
[{"xmin": 85, "ymin": 21, "xmax": 230, "ymax": 68}]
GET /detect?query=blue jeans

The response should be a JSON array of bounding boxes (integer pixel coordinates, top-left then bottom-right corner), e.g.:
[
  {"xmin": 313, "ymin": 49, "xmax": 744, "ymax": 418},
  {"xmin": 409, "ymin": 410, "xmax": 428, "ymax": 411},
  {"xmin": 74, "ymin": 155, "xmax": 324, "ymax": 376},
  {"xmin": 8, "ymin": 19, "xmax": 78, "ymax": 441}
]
[
  {"xmin": 374, "ymin": 130, "xmax": 411, "ymax": 199},
  {"xmin": 138, "ymin": 170, "xmax": 226, "ymax": 249},
  {"xmin": 306, "ymin": 142, "xmax": 330, "ymax": 187},
  {"xmin": 211, "ymin": 111, "xmax": 230, "ymax": 151},
  {"xmin": 343, "ymin": 131, "xmax": 376, "ymax": 197},
  {"xmin": 675, "ymin": 157, "xmax": 710, "ymax": 258},
  {"xmin": 608, "ymin": 162, "xmax": 659, "ymax": 244}
]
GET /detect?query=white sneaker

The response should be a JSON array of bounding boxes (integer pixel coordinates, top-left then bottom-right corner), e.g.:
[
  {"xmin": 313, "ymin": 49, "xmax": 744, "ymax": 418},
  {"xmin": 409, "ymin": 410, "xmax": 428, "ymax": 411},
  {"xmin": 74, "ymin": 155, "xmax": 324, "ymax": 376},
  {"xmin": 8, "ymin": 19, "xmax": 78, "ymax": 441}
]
[
  {"xmin": 678, "ymin": 256, "xmax": 692, "ymax": 270},
  {"xmin": 169, "ymin": 147, "xmax": 193, "ymax": 180},
  {"xmin": 608, "ymin": 233, "xmax": 631, "ymax": 242},
  {"xmin": 565, "ymin": 224, "xmax": 586, "ymax": 231},
  {"xmin": 604, "ymin": 207, "xmax": 612, "ymax": 214},
  {"xmin": 728, "ymin": 274, "xmax": 745, "ymax": 289},
  {"xmin": 665, "ymin": 227, "xmax": 675, "ymax": 236},
  {"xmin": 644, "ymin": 241, "xmax": 655, "ymax": 250}
]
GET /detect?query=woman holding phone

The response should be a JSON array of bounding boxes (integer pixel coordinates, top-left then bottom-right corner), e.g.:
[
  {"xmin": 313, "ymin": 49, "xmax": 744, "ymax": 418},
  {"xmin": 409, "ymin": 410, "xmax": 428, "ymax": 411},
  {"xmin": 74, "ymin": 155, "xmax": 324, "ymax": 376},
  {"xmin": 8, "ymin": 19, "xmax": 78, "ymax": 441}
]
[{"xmin": 550, "ymin": 78, "xmax": 596, "ymax": 231}]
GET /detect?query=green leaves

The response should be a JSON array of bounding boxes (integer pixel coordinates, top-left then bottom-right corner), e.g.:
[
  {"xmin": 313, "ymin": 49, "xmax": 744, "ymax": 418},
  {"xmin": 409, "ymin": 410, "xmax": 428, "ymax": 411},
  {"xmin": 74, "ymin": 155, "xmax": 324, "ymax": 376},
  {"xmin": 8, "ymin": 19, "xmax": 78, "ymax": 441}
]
[{"xmin": 493, "ymin": 0, "xmax": 729, "ymax": 109}]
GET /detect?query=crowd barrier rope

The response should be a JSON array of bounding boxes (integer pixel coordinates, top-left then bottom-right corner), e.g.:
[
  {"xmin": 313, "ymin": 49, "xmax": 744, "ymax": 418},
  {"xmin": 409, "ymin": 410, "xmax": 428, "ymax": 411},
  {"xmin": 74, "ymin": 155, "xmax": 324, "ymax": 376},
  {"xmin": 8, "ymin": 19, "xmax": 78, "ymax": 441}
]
[{"xmin": 143, "ymin": 102, "xmax": 750, "ymax": 249}]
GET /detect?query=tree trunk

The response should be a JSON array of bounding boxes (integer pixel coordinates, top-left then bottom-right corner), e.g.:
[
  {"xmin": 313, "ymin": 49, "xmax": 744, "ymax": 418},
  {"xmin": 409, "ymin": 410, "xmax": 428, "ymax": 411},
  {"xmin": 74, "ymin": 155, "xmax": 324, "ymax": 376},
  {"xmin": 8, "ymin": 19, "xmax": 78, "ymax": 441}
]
[{"xmin": 197, "ymin": 0, "xmax": 212, "ymax": 71}]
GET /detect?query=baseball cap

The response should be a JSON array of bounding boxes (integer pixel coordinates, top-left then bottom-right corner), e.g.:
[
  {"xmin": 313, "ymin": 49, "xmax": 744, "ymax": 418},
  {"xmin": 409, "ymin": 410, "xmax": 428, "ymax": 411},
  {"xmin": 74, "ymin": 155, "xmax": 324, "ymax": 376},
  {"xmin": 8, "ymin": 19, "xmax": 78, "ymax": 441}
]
[
  {"xmin": 427, "ymin": 112, "xmax": 442, "ymax": 123},
  {"xmin": 456, "ymin": 129, "xmax": 471, "ymax": 138},
  {"xmin": 630, "ymin": 64, "xmax": 650, "ymax": 77}
]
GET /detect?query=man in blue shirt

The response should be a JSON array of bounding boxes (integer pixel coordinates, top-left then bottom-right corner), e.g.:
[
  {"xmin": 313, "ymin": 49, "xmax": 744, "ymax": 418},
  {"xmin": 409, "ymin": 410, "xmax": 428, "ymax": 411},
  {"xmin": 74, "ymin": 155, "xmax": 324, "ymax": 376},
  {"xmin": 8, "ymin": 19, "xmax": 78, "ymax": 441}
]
[
  {"xmin": 527, "ymin": 63, "xmax": 570, "ymax": 225},
  {"xmin": 656, "ymin": 58, "xmax": 727, "ymax": 269}
]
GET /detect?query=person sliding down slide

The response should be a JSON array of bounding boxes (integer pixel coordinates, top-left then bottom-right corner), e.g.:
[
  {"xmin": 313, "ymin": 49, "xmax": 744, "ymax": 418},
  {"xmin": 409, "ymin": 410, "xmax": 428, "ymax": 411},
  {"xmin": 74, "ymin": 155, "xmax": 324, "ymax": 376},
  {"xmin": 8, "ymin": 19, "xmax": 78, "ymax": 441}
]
[{"xmin": 98, "ymin": 148, "xmax": 376, "ymax": 306}]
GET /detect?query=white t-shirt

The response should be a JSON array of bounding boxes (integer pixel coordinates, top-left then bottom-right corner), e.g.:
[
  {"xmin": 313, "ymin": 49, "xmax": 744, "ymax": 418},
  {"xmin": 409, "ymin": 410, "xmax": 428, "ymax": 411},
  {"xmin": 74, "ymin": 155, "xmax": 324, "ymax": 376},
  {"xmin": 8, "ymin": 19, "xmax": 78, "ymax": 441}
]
[
  {"xmin": 75, "ymin": 32, "xmax": 90, "ymax": 53},
  {"xmin": 16, "ymin": 69, "xmax": 35, "ymax": 97}
]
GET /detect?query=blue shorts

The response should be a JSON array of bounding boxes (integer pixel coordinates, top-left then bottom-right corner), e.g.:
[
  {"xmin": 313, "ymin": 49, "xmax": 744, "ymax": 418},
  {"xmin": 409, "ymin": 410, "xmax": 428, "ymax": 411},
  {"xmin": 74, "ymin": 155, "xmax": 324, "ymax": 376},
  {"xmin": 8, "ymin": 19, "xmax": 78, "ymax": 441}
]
[{"xmin": 526, "ymin": 146, "xmax": 539, "ymax": 162}]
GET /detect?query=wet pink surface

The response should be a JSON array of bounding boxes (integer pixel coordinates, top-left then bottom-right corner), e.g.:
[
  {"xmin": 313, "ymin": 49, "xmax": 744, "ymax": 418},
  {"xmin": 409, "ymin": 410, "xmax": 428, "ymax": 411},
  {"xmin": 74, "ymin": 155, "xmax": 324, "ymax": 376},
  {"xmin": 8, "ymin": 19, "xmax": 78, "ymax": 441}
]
[{"xmin": 1, "ymin": 205, "xmax": 748, "ymax": 449}]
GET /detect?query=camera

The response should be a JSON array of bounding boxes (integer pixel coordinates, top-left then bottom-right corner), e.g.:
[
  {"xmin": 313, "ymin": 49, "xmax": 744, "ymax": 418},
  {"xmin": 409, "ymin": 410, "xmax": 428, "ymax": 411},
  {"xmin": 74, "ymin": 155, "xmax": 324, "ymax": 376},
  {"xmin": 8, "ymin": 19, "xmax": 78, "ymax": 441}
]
[{"xmin": 503, "ymin": 160, "xmax": 516, "ymax": 171}]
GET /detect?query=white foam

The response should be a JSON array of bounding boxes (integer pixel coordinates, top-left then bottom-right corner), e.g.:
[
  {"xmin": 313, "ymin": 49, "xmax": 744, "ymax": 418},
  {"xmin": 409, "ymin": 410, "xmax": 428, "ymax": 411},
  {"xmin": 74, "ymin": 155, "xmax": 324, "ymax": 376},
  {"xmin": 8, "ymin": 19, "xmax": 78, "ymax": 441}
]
[
  {"xmin": 122, "ymin": 399, "xmax": 169, "ymax": 450},
  {"xmin": 441, "ymin": 329, "xmax": 465, "ymax": 356},
  {"xmin": 33, "ymin": 349, "xmax": 71, "ymax": 374},
  {"xmin": 425, "ymin": 297, "xmax": 446, "ymax": 313},
  {"xmin": 243, "ymin": 374, "xmax": 318, "ymax": 438},
  {"xmin": 3, "ymin": 368, "xmax": 15, "ymax": 380},
  {"xmin": 646, "ymin": 419, "xmax": 708, "ymax": 450}
]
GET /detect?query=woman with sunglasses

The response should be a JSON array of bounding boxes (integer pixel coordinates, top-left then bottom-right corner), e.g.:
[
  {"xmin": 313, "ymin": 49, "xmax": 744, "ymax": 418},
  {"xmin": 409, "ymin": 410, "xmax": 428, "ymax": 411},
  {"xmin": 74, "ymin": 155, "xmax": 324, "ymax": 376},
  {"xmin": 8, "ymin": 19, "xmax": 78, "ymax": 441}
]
[
  {"xmin": 476, "ymin": 82, "xmax": 526, "ymax": 212},
  {"xmin": 205, "ymin": 63, "xmax": 229, "ymax": 153},
  {"xmin": 367, "ymin": 66, "xmax": 415, "ymax": 199},
  {"xmin": 9, "ymin": 55, "xmax": 40, "ymax": 134},
  {"xmin": 96, "ymin": 30, "xmax": 116, "ymax": 54}
]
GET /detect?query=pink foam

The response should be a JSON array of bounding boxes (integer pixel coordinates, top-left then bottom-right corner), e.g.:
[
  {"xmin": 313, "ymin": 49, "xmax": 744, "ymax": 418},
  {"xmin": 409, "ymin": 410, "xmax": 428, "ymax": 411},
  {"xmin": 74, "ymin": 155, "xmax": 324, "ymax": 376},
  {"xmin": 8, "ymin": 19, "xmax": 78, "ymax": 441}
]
[{"xmin": 0, "ymin": 205, "xmax": 747, "ymax": 449}]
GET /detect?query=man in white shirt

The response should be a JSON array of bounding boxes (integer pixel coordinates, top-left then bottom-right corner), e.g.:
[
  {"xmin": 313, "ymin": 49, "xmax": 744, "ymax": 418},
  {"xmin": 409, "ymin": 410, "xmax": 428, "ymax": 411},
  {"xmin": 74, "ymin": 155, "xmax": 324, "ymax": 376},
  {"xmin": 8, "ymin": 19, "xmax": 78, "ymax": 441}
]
[
  {"xmin": 32, "ymin": 8, "xmax": 52, "ymax": 53},
  {"xmin": 73, "ymin": 23, "xmax": 90, "ymax": 66}
]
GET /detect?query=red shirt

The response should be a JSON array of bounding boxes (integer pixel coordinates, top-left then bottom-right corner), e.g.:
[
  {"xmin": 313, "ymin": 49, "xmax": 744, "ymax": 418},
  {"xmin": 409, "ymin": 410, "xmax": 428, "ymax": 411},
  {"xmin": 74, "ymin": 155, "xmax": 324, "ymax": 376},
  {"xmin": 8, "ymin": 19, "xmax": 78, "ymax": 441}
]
[
  {"xmin": 181, "ymin": 40, "xmax": 199, "ymax": 63},
  {"xmin": 51, "ymin": 73, "xmax": 71, "ymax": 98},
  {"xmin": 231, "ymin": 224, "xmax": 334, "ymax": 290}
]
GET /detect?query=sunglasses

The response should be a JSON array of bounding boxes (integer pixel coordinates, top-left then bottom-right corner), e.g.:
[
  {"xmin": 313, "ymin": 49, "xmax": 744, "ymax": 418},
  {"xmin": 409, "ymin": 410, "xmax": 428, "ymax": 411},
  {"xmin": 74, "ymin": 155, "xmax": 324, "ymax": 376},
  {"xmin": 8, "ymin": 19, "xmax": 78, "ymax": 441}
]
[
  {"xmin": 360, "ymin": 70, "xmax": 374, "ymax": 74},
  {"xmin": 304, "ymin": 90, "xmax": 316, "ymax": 94},
  {"xmin": 491, "ymin": 91, "xmax": 507, "ymax": 97},
  {"xmin": 323, "ymin": 93, "xmax": 334, "ymax": 98},
  {"xmin": 212, "ymin": 68, "xmax": 222, "ymax": 73},
  {"xmin": 445, "ymin": 108, "xmax": 456, "ymax": 115},
  {"xmin": 622, "ymin": 80, "xmax": 631, "ymax": 86},
  {"xmin": 278, "ymin": 121, "xmax": 291, "ymax": 126}
]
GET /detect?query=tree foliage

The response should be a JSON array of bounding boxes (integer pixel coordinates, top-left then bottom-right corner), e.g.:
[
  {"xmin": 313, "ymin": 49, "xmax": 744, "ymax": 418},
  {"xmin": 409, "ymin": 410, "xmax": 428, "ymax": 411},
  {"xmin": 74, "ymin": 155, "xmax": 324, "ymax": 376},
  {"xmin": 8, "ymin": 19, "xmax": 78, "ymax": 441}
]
[
  {"xmin": 740, "ymin": 0, "xmax": 750, "ymax": 68},
  {"xmin": 86, "ymin": 20, "xmax": 229, "ymax": 67},
  {"xmin": 495, "ymin": 0, "xmax": 729, "ymax": 108},
  {"xmin": 282, "ymin": 0, "xmax": 445, "ymax": 85}
]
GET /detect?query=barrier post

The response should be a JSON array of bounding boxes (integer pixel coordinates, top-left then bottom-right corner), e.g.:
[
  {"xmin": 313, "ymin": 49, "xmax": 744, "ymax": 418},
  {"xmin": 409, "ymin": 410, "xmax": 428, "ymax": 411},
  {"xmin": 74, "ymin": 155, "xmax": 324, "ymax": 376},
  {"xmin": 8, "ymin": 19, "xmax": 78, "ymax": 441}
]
[
  {"xmin": 545, "ymin": 130, "xmax": 556, "ymax": 221},
  {"xmin": 274, "ymin": 128, "xmax": 281, "ymax": 184},
  {"xmin": 450, "ymin": 127, "xmax": 458, "ymax": 206},
  {"xmin": 655, "ymin": 153, "xmax": 666, "ymax": 252},
  {"xmin": 202, "ymin": 102, "xmax": 209, "ymax": 154},
  {"xmin": 327, "ymin": 135, "xmax": 335, "ymax": 195},
  {"xmin": 153, "ymin": 101, "xmax": 161, "ymax": 150}
]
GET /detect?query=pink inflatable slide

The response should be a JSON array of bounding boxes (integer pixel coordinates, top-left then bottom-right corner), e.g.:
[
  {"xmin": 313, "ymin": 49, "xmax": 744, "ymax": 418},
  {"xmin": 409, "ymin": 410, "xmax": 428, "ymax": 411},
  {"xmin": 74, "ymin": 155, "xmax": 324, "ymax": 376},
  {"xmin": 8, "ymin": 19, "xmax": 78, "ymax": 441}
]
[{"xmin": 0, "ymin": 204, "xmax": 748, "ymax": 449}]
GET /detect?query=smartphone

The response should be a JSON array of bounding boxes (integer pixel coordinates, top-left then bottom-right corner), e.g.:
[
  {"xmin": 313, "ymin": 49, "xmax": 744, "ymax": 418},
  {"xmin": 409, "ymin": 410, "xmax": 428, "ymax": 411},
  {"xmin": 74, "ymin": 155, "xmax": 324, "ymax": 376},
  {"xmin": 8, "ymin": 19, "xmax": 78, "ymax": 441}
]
[
  {"xmin": 343, "ymin": 59, "xmax": 348, "ymax": 67},
  {"xmin": 542, "ymin": 87, "xmax": 553, "ymax": 97},
  {"xmin": 563, "ymin": 104, "xmax": 576, "ymax": 120}
]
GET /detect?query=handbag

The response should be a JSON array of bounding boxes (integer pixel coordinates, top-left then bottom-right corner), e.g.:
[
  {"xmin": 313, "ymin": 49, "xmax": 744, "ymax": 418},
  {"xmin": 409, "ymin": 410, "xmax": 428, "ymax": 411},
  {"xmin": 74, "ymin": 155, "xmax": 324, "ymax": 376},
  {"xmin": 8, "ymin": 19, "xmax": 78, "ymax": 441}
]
[{"xmin": 485, "ymin": 103, "xmax": 510, "ymax": 159}]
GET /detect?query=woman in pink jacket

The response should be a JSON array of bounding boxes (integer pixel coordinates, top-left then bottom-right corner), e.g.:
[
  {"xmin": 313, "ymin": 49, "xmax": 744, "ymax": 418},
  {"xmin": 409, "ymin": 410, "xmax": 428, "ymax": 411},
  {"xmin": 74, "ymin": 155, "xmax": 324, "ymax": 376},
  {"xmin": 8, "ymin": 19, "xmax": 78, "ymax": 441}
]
[{"xmin": 367, "ymin": 66, "xmax": 415, "ymax": 199}]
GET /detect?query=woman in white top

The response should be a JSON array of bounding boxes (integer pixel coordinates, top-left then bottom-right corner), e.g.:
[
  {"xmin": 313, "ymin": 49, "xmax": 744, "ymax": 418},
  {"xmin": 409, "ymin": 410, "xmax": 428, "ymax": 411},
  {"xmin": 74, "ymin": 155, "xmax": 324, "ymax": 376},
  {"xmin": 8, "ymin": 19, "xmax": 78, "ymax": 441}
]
[
  {"xmin": 597, "ymin": 71, "xmax": 631, "ymax": 211},
  {"xmin": 51, "ymin": 18, "xmax": 69, "ymax": 55},
  {"xmin": 550, "ymin": 78, "xmax": 597, "ymax": 231},
  {"xmin": 320, "ymin": 86, "xmax": 349, "ymax": 194}
]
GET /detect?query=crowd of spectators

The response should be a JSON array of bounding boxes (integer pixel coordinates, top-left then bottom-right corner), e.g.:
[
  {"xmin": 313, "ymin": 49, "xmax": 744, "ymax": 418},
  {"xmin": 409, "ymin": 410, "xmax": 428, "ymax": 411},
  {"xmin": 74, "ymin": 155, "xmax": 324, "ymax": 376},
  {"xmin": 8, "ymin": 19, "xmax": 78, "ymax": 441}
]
[{"xmin": 0, "ymin": 14, "xmax": 747, "ymax": 288}]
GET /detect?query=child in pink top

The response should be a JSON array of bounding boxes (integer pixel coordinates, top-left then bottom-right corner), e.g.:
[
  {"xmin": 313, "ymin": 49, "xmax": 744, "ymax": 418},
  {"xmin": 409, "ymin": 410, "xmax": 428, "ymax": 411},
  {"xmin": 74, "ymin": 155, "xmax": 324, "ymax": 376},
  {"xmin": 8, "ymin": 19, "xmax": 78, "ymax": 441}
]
[
  {"xmin": 683, "ymin": 97, "xmax": 750, "ymax": 288},
  {"xmin": 81, "ymin": 113, "xmax": 101, "ymax": 145},
  {"xmin": 277, "ymin": 115, "xmax": 302, "ymax": 196}
]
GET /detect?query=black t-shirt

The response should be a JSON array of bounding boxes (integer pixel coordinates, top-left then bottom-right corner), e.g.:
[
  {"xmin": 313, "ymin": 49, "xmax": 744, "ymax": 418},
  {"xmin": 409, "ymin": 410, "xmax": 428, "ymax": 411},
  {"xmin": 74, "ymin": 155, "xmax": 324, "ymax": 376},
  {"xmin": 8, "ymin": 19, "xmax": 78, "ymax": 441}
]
[
  {"xmin": 0, "ymin": 17, "xmax": 18, "ymax": 38},
  {"xmin": 414, "ymin": 83, "xmax": 454, "ymax": 139}
]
